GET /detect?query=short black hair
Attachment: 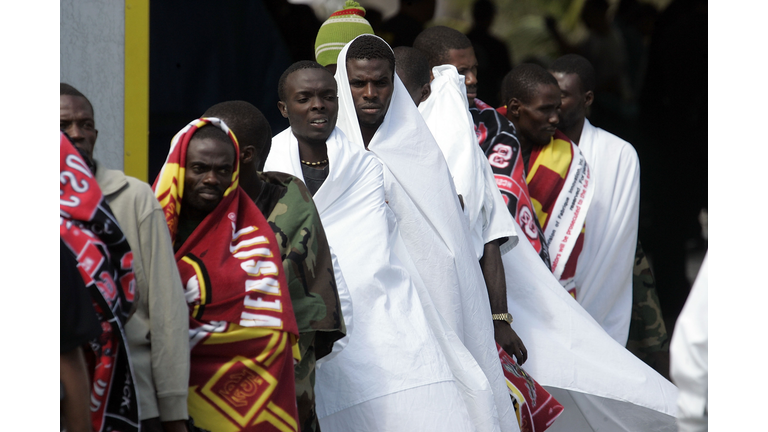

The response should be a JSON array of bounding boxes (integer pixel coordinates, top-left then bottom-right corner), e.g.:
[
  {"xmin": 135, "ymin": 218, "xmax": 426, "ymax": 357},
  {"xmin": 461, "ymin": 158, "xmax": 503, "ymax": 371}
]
[
  {"xmin": 549, "ymin": 54, "xmax": 596, "ymax": 94},
  {"xmin": 345, "ymin": 35, "xmax": 395, "ymax": 76},
  {"xmin": 413, "ymin": 26, "xmax": 472, "ymax": 68},
  {"xmin": 203, "ymin": 101, "xmax": 272, "ymax": 171},
  {"xmin": 60, "ymin": 83, "xmax": 95, "ymax": 114},
  {"xmin": 278, "ymin": 60, "xmax": 331, "ymax": 102},
  {"xmin": 393, "ymin": 46, "xmax": 430, "ymax": 92},
  {"xmin": 501, "ymin": 63, "xmax": 560, "ymax": 105}
]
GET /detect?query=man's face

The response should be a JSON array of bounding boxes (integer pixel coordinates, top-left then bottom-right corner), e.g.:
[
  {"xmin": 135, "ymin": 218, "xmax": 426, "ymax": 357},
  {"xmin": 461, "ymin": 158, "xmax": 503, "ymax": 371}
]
[
  {"xmin": 445, "ymin": 47, "xmax": 479, "ymax": 107},
  {"xmin": 182, "ymin": 136, "xmax": 235, "ymax": 217},
  {"xmin": 346, "ymin": 58, "xmax": 394, "ymax": 131},
  {"xmin": 551, "ymin": 71, "xmax": 584, "ymax": 131},
  {"xmin": 278, "ymin": 68, "xmax": 339, "ymax": 145},
  {"xmin": 512, "ymin": 83, "xmax": 561, "ymax": 147},
  {"xmin": 60, "ymin": 95, "xmax": 98, "ymax": 161}
]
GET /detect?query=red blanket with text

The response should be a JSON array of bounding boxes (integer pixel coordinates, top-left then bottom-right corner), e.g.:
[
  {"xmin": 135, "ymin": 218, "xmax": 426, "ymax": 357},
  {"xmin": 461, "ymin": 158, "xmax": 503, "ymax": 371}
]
[{"xmin": 154, "ymin": 118, "xmax": 300, "ymax": 431}]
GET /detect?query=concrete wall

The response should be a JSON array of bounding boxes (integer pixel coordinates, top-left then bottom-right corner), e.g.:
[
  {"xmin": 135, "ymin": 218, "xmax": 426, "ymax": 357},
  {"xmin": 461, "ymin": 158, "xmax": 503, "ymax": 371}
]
[{"xmin": 61, "ymin": 0, "xmax": 125, "ymax": 170}]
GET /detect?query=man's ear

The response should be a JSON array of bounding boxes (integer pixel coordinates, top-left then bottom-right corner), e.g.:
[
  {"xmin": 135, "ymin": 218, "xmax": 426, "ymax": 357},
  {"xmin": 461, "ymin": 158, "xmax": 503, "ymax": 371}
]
[
  {"xmin": 277, "ymin": 101, "xmax": 288, "ymax": 119},
  {"xmin": 241, "ymin": 145, "xmax": 256, "ymax": 165},
  {"xmin": 419, "ymin": 83, "xmax": 431, "ymax": 104},
  {"xmin": 584, "ymin": 90, "xmax": 594, "ymax": 109},
  {"xmin": 507, "ymin": 98, "xmax": 522, "ymax": 119}
]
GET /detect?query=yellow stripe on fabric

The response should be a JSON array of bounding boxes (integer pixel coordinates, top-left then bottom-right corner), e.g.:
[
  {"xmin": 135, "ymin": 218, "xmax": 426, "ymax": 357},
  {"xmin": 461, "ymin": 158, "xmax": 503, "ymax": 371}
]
[
  {"xmin": 525, "ymin": 137, "xmax": 573, "ymax": 184},
  {"xmin": 505, "ymin": 380, "xmax": 525, "ymax": 427},
  {"xmin": 255, "ymin": 331, "xmax": 283, "ymax": 364},
  {"xmin": 124, "ymin": 0, "xmax": 149, "ymax": 181},
  {"xmin": 265, "ymin": 332, "xmax": 287, "ymax": 367},
  {"xmin": 187, "ymin": 386, "xmax": 241, "ymax": 432},
  {"xmin": 201, "ymin": 325, "xmax": 279, "ymax": 346},
  {"xmin": 291, "ymin": 335, "xmax": 301, "ymax": 362},
  {"xmin": 531, "ymin": 197, "xmax": 548, "ymax": 229},
  {"xmin": 199, "ymin": 356, "xmax": 279, "ymax": 428},
  {"xmin": 267, "ymin": 401, "xmax": 298, "ymax": 431},
  {"xmin": 182, "ymin": 256, "xmax": 207, "ymax": 317},
  {"xmin": 254, "ymin": 408, "xmax": 296, "ymax": 432}
]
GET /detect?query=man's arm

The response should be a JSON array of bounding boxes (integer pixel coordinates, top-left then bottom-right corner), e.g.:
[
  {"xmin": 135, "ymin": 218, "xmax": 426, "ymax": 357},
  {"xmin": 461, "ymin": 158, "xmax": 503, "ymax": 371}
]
[
  {"xmin": 480, "ymin": 239, "xmax": 528, "ymax": 365},
  {"xmin": 60, "ymin": 347, "xmax": 92, "ymax": 432},
  {"xmin": 141, "ymin": 206, "xmax": 190, "ymax": 429}
]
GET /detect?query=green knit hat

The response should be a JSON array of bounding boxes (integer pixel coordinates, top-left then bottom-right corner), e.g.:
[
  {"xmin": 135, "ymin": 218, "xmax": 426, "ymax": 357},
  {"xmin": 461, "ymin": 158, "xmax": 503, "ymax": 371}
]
[{"xmin": 314, "ymin": 0, "xmax": 374, "ymax": 66}]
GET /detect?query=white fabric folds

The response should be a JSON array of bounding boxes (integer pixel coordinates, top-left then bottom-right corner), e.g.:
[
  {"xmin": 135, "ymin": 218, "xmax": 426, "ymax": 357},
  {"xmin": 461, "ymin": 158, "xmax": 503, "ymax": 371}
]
[
  {"xmin": 501, "ymin": 217, "xmax": 679, "ymax": 431},
  {"xmin": 265, "ymin": 128, "xmax": 474, "ymax": 431},
  {"xmin": 574, "ymin": 119, "xmax": 640, "ymax": 346},
  {"xmin": 334, "ymin": 35, "xmax": 519, "ymax": 432},
  {"xmin": 418, "ymin": 64, "xmax": 518, "ymax": 259}
]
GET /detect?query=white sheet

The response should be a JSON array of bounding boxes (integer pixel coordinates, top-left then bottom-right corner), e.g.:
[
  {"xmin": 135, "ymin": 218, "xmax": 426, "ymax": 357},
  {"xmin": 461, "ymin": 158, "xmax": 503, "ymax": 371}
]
[
  {"xmin": 418, "ymin": 64, "xmax": 518, "ymax": 259},
  {"xmin": 575, "ymin": 119, "xmax": 640, "ymax": 346},
  {"xmin": 334, "ymin": 35, "xmax": 518, "ymax": 432},
  {"xmin": 501, "ymin": 216, "xmax": 678, "ymax": 431},
  {"xmin": 265, "ymin": 128, "xmax": 475, "ymax": 429}
]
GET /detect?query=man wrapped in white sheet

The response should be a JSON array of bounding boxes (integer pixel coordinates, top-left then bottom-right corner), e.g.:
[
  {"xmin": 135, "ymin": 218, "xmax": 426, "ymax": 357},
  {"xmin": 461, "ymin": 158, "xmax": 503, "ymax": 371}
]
[
  {"xmin": 264, "ymin": 61, "xmax": 506, "ymax": 432},
  {"xmin": 549, "ymin": 55, "xmax": 640, "ymax": 346},
  {"xmin": 333, "ymin": 36, "xmax": 520, "ymax": 432}
]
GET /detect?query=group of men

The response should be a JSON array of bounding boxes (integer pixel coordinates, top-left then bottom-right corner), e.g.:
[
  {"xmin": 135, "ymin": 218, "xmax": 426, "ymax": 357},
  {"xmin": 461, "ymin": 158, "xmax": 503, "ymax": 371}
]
[{"xmin": 60, "ymin": 1, "xmax": 680, "ymax": 431}]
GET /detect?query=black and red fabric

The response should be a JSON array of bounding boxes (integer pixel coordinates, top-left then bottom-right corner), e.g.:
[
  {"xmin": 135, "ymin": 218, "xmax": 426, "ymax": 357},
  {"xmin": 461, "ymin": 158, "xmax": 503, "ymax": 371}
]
[{"xmin": 60, "ymin": 132, "xmax": 140, "ymax": 432}]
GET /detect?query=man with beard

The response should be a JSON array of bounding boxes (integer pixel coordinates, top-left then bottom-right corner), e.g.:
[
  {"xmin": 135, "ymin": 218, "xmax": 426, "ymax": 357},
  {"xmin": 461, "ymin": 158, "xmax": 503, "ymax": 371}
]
[
  {"xmin": 264, "ymin": 60, "xmax": 483, "ymax": 431},
  {"xmin": 331, "ymin": 35, "xmax": 521, "ymax": 432},
  {"xmin": 154, "ymin": 119, "xmax": 301, "ymax": 432},
  {"xmin": 201, "ymin": 100, "xmax": 347, "ymax": 432}
]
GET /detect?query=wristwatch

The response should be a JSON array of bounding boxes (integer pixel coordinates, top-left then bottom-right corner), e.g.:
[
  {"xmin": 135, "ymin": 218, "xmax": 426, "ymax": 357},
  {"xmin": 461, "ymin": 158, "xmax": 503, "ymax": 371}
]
[{"xmin": 492, "ymin": 312, "xmax": 513, "ymax": 324}]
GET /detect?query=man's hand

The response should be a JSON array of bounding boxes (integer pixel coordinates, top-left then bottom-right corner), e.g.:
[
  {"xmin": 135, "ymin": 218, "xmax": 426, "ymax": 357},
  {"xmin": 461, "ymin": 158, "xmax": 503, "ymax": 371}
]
[
  {"xmin": 494, "ymin": 320, "xmax": 528, "ymax": 365},
  {"xmin": 162, "ymin": 420, "xmax": 189, "ymax": 432}
]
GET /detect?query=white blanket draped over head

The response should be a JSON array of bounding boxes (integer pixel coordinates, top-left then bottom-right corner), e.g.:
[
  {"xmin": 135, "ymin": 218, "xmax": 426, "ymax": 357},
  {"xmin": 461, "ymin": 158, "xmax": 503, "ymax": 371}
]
[
  {"xmin": 265, "ymin": 127, "xmax": 480, "ymax": 431},
  {"xmin": 418, "ymin": 64, "xmax": 518, "ymax": 260},
  {"xmin": 573, "ymin": 119, "xmax": 639, "ymax": 346},
  {"xmin": 334, "ymin": 35, "xmax": 519, "ymax": 432},
  {"xmin": 502, "ymin": 214, "xmax": 679, "ymax": 431}
]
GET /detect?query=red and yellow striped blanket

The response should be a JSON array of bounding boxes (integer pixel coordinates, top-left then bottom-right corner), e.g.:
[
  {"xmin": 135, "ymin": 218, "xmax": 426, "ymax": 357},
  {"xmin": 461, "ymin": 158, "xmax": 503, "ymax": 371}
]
[{"xmin": 154, "ymin": 118, "xmax": 300, "ymax": 431}]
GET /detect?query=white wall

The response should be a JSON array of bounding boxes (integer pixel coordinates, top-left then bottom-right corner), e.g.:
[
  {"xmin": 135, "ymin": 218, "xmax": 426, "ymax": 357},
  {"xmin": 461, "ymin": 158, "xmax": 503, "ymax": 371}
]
[{"xmin": 60, "ymin": 0, "xmax": 125, "ymax": 170}]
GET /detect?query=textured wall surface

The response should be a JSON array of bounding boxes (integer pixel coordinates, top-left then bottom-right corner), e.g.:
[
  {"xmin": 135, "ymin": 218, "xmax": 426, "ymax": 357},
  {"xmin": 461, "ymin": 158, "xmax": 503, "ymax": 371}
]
[{"xmin": 61, "ymin": 0, "xmax": 125, "ymax": 170}]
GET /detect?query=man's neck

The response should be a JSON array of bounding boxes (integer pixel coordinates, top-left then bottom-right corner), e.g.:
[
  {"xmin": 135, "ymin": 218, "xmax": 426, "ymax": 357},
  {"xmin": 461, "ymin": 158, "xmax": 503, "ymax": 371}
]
[
  {"xmin": 559, "ymin": 117, "xmax": 586, "ymax": 145},
  {"xmin": 297, "ymin": 136, "xmax": 329, "ymax": 163},
  {"xmin": 360, "ymin": 125, "xmax": 377, "ymax": 149},
  {"xmin": 239, "ymin": 168, "xmax": 263, "ymax": 201}
]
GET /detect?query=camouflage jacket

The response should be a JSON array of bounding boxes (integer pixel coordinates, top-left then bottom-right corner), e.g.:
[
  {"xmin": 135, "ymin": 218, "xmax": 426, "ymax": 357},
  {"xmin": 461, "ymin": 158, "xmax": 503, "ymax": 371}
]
[{"xmin": 256, "ymin": 171, "xmax": 345, "ymax": 432}]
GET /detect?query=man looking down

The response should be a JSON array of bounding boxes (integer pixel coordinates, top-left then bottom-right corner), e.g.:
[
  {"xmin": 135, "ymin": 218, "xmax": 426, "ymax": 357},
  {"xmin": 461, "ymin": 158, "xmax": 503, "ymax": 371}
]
[
  {"xmin": 501, "ymin": 63, "xmax": 594, "ymax": 294},
  {"xmin": 201, "ymin": 100, "xmax": 347, "ymax": 432},
  {"xmin": 153, "ymin": 118, "xmax": 300, "ymax": 432}
]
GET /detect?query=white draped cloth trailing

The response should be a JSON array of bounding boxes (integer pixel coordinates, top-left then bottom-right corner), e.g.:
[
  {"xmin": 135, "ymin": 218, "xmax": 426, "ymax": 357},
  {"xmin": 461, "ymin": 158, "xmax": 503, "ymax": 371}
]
[
  {"xmin": 418, "ymin": 64, "xmax": 518, "ymax": 260},
  {"xmin": 334, "ymin": 35, "xmax": 519, "ymax": 432},
  {"xmin": 501, "ymin": 217, "xmax": 679, "ymax": 431},
  {"xmin": 574, "ymin": 119, "xmax": 640, "ymax": 346},
  {"xmin": 265, "ymin": 127, "xmax": 477, "ymax": 431}
]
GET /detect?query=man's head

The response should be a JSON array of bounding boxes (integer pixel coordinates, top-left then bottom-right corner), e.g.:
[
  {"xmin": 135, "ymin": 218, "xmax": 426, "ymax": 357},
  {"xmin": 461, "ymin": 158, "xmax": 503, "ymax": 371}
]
[
  {"xmin": 314, "ymin": 0, "xmax": 374, "ymax": 74},
  {"xmin": 345, "ymin": 35, "xmax": 396, "ymax": 136},
  {"xmin": 60, "ymin": 83, "xmax": 98, "ymax": 161},
  {"xmin": 501, "ymin": 64, "xmax": 561, "ymax": 148},
  {"xmin": 393, "ymin": 46, "xmax": 431, "ymax": 107},
  {"xmin": 203, "ymin": 101, "xmax": 272, "ymax": 173},
  {"xmin": 549, "ymin": 54, "xmax": 595, "ymax": 132},
  {"xmin": 413, "ymin": 26, "xmax": 478, "ymax": 107},
  {"xmin": 183, "ymin": 125, "xmax": 236, "ymax": 218},
  {"xmin": 277, "ymin": 61, "xmax": 339, "ymax": 147}
]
